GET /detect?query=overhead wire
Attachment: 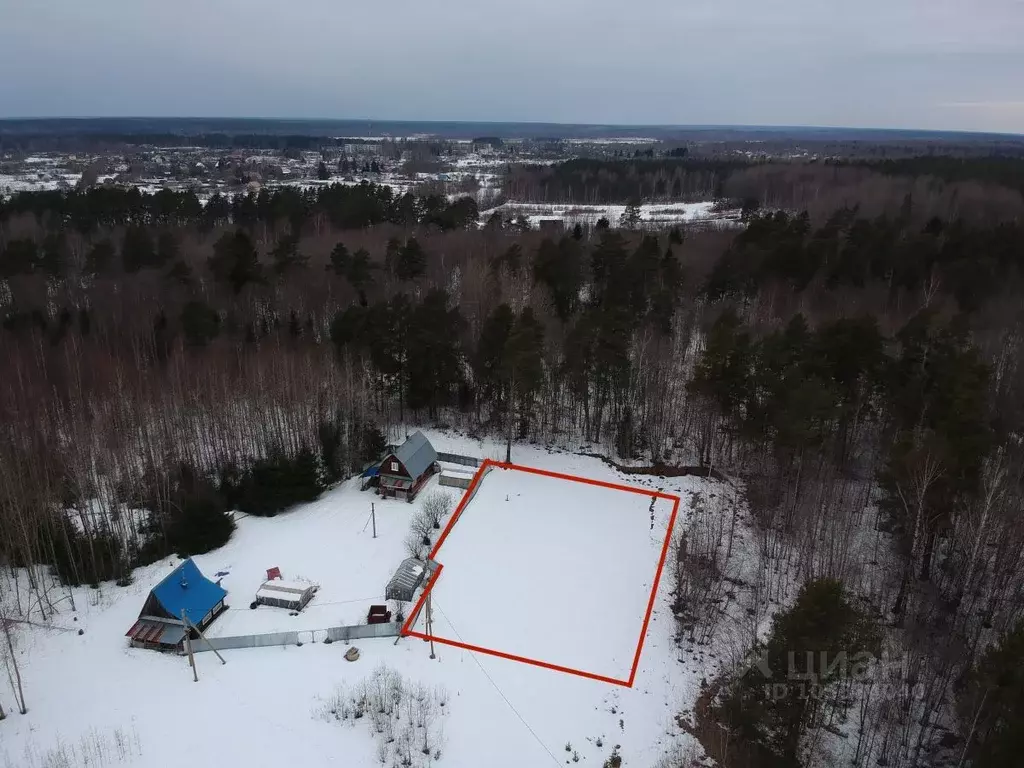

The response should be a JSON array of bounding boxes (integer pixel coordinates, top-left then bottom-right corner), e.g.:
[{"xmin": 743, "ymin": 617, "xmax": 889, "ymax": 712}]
[{"xmin": 430, "ymin": 601, "xmax": 562, "ymax": 768}]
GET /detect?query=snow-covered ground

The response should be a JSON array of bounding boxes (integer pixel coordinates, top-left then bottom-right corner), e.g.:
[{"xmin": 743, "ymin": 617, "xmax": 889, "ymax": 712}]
[
  {"xmin": 0, "ymin": 431, "xmax": 749, "ymax": 768},
  {"xmin": 480, "ymin": 200, "xmax": 740, "ymax": 230},
  {"xmin": 417, "ymin": 464, "xmax": 676, "ymax": 683}
]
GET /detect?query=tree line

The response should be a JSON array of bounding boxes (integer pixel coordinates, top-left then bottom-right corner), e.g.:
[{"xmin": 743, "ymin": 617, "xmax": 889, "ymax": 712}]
[
  {"xmin": 1, "ymin": 169, "xmax": 1024, "ymax": 764},
  {"xmin": 505, "ymin": 156, "xmax": 1024, "ymax": 225}
]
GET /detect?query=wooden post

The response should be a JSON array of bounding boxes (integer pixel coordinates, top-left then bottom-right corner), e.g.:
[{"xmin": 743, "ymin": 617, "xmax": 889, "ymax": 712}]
[
  {"xmin": 187, "ymin": 615, "xmax": 227, "ymax": 665},
  {"xmin": 183, "ymin": 612, "xmax": 198, "ymax": 682},
  {"xmin": 426, "ymin": 591, "xmax": 436, "ymax": 660},
  {"xmin": 372, "ymin": 503, "xmax": 377, "ymax": 539}
]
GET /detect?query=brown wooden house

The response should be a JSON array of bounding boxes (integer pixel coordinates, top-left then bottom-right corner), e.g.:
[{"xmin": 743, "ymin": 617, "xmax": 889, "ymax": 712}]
[{"xmin": 378, "ymin": 431, "xmax": 438, "ymax": 502}]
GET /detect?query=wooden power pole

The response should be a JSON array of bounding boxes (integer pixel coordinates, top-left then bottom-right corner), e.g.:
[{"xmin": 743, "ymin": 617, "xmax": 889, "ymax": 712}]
[
  {"xmin": 426, "ymin": 591, "xmax": 436, "ymax": 660},
  {"xmin": 183, "ymin": 612, "xmax": 198, "ymax": 682},
  {"xmin": 187, "ymin": 615, "xmax": 227, "ymax": 666}
]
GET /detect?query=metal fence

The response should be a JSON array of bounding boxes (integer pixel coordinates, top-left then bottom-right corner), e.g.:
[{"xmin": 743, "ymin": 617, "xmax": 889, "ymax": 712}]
[
  {"xmin": 193, "ymin": 622, "xmax": 401, "ymax": 653},
  {"xmin": 197, "ymin": 630, "xmax": 301, "ymax": 652},
  {"xmin": 326, "ymin": 622, "xmax": 402, "ymax": 643},
  {"xmin": 439, "ymin": 472, "xmax": 473, "ymax": 490},
  {"xmin": 436, "ymin": 452, "xmax": 480, "ymax": 468}
]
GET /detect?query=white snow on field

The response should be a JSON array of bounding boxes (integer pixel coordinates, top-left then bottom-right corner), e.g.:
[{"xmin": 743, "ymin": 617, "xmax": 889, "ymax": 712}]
[
  {"xmin": 418, "ymin": 465, "xmax": 675, "ymax": 681},
  {"xmin": 480, "ymin": 200, "xmax": 740, "ymax": 230},
  {"xmin": 0, "ymin": 431, "xmax": 750, "ymax": 768}
]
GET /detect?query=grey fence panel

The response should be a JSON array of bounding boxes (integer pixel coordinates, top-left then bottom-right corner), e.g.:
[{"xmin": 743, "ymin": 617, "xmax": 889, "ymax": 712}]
[
  {"xmin": 326, "ymin": 622, "xmax": 402, "ymax": 643},
  {"xmin": 195, "ymin": 623, "xmax": 400, "ymax": 652},
  {"xmin": 439, "ymin": 473, "xmax": 472, "ymax": 490},
  {"xmin": 197, "ymin": 630, "xmax": 300, "ymax": 652},
  {"xmin": 436, "ymin": 452, "xmax": 480, "ymax": 468}
]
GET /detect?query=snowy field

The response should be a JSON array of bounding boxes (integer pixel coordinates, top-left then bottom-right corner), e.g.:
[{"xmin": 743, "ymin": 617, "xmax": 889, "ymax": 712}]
[
  {"xmin": 480, "ymin": 200, "xmax": 741, "ymax": 230},
  {"xmin": 415, "ymin": 464, "xmax": 677, "ymax": 683},
  {"xmin": 0, "ymin": 432, "xmax": 749, "ymax": 768}
]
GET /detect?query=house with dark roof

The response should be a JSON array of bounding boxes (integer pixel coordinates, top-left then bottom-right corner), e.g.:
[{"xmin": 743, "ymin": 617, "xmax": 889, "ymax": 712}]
[
  {"xmin": 125, "ymin": 558, "xmax": 227, "ymax": 652},
  {"xmin": 378, "ymin": 431, "xmax": 438, "ymax": 502}
]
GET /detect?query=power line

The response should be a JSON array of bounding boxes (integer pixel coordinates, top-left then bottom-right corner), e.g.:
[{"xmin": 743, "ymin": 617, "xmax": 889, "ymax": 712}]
[{"xmin": 431, "ymin": 602, "xmax": 562, "ymax": 768}]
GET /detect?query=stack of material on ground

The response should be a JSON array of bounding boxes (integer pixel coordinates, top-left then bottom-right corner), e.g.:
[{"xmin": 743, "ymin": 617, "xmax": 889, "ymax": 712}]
[{"xmin": 256, "ymin": 579, "xmax": 318, "ymax": 611}]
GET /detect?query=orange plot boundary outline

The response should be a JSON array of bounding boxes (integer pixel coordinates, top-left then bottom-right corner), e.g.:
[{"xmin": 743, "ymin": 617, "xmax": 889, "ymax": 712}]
[{"xmin": 400, "ymin": 458, "xmax": 682, "ymax": 688}]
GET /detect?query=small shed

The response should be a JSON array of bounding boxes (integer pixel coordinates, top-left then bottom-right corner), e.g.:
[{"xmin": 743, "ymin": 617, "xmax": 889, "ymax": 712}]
[
  {"xmin": 367, "ymin": 604, "xmax": 392, "ymax": 624},
  {"xmin": 125, "ymin": 558, "xmax": 227, "ymax": 652},
  {"xmin": 256, "ymin": 579, "xmax": 318, "ymax": 611},
  {"xmin": 386, "ymin": 557, "xmax": 427, "ymax": 602},
  {"xmin": 378, "ymin": 431, "xmax": 438, "ymax": 502}
]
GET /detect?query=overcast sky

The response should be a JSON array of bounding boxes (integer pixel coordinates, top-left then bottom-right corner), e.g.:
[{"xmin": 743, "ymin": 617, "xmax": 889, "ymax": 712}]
[{"xmin": 2, "ymin": 0, "xmax": 1023, "ymax": 134}]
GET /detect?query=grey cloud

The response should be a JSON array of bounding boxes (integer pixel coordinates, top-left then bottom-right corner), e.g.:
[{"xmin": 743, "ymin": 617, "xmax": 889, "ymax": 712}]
[{"xmin": 0, "ymin": 0, "xmax": 1022, "ymax": 133}]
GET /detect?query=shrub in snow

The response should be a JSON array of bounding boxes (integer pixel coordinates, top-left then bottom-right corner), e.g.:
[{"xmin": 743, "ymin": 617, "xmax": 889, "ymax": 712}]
[
  {"xmin": 136, "ymin": 463, "xmax": 235, "ymax": 568},
  {"xmin": 390, "ymin": 599, "xmax": 407, "ymax": 623},
  {"xmin": 404, "ymin": 530, "xmax": 427, "ymax": 561},
  {"xmin": 220, "ymin": 447, "xmax": 325, "ymax": 516},
  {"xmin": 420, "ymin": 490, "xmax": 453, "ymax": 530},
  {"xmin": 17, "ymin": 726, "xmax": 143, "ymax": 768},
  {"xmin": 314, "ymin": 665, "xmax": 449, "ymax": 768}
]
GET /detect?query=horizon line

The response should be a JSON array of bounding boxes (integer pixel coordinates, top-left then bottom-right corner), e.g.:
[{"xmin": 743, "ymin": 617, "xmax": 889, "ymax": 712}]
[{"xmin": 1, "ymin": 116, "xmax": 1022, "ymax": 139}]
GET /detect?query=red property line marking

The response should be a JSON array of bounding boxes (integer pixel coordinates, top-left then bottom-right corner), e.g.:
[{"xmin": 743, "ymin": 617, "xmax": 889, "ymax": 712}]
[{"xmin": 400, "ymin": 458, "xmax": 681, "ymax": 688}]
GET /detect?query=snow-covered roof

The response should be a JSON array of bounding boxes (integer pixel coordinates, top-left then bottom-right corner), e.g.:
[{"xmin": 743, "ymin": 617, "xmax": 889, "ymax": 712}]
[
  {"xmin": 386, "ymin": 557, "xmax": 427, "ymax": 601},
  {"xmin": 257, "ymin": 580, "xmax": 315, "ymax": 599}
]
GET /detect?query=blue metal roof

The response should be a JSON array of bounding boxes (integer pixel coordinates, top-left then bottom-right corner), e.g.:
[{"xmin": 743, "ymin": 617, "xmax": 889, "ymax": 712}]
[
  {"xmin": 151, "ymin": 559, "xmax": 227, "ymax": 626},
  {"xmin": 361, "ymin": 464, "xmax": 380, "ymax": 478}
]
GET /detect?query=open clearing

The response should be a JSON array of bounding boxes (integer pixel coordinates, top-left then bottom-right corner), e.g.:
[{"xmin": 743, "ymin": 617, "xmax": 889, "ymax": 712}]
[
  {"xmin": 408, "ymin": 462, "xmax": 679, "ymax": 684},
  {"xmin": 0, "ymin": 433, "xmax": 750, "ymax": 768}
]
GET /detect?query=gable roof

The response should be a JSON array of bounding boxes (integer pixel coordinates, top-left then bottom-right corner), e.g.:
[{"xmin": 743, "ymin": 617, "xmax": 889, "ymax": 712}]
[
  {"xmin": 150, "ymin": 558, "xmax": 227, "ymax": 626},
  {"xmin": 386, "ymin": 557, "xmax": 427, "ymax": 601},
  {"xmin": 390, "ymin": 431, "xmax": 437, "ymax": 480}
]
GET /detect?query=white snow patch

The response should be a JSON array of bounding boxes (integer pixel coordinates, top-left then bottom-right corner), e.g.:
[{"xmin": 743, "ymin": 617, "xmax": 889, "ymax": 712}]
[
  {"xmin": 417, "ymin": 465, "xmax": 675, "ymax": 681},
  {"xmin": 0, "ymin": 433, "xmax": 743, "ymax": 768}
]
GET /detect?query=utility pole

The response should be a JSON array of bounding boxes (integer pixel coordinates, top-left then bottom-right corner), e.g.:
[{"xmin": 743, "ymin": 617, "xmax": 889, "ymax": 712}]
[
  {"xmin": 426, "ymin": 591, "xmax": 436, "ymax": 660},
  {"xmin": 371, "ymin": 503, "xmax": 377, "ymax": 539},
  {"xmin": 186, "ymin": 615, "xmax": 226, "ymax": 666},
  {"xmin": 183, "ymin": 612, "xmax": 198, "ymax": 682}
]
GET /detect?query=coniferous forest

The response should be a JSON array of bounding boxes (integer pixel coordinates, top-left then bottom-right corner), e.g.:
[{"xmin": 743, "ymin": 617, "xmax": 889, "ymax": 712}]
[{"xmin": 3, "ymin": 159, "xmax": 1024, "ymax": 766}]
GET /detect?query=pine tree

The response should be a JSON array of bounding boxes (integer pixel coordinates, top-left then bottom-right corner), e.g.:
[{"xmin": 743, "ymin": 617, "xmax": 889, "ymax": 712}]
[
  {"xmin": 619, "ymin": 199, "xmax": 643, "ymax": 230},
  {"xmin": 209, "ymin": 229, "xmax": 263, "ymax": 293},
  {"xmin": 328, "ymin": 242, "xmax": 351, "ymax": 276},
  {"xmin": 121, "ymin": 226, "xmax": 157, "ymax": 272},
  {"xmin": 396, "ymin": 237, "xmax": 427, "ymax": 281},
  {"xmin": 720, "ymin": 579, "xmax": 880, "ymax": 766},
  {"xmin": 347, "ymin": 248, "xmax": 373, "ymax": 293},
  {"xmin": 960, "ymin": 621, "xmax": 1024, "ymax": 767},
  {"xmin": 406, "ymin": 289, "xmax": 465, "ymax": 417}
]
